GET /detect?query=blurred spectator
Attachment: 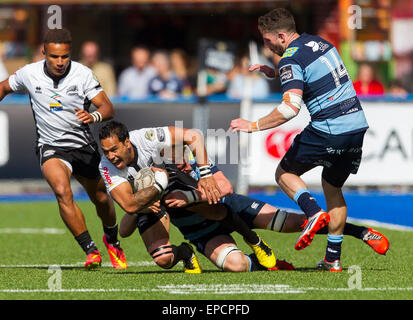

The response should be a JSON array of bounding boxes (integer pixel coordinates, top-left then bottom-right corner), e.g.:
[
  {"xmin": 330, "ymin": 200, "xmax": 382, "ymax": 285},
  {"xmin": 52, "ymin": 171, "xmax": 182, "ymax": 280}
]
[
  {"xmin": 227, "ymin": 55, "xmax": 269, "ymax": 99},
  {"xmin": 79, "ymin": 41, "xmax": 117, "ymax": 97},
  {"xmin": 204, "ymin": 68, "xmax": 228, "ymax": 95},
  {"xmin": 0, "ymin": 44, "xmax": 8, "ymax": 81},
  {"xmin": 353, "ymin": 63, "xmax": 385, "ymax": 96},
  {"xmin": 149, "ymin": 50, "xmax": 182, "ymax": 100},
  {"xmin": 388, "ymin": 79, "xmax": 408, "ymax": 98},
  {"xmin": 170, "ymin": 48, "xmax": 193, "ymax": 96},
  {"xmin": 118, "ymin": 46, "xmax": 156, "ymax": 99}
]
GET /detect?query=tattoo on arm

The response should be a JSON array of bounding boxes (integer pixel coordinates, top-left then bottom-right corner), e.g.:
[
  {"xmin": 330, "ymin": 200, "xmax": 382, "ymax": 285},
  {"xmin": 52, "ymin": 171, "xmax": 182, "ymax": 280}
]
[{"xmin": 132, "ymin": 186, "xmax": 159, "ymax": 212}]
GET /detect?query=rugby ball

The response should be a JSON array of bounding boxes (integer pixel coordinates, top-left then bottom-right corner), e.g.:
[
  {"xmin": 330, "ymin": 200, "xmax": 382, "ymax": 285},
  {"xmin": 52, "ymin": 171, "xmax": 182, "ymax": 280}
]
[{"xmin": 134, "ymin": 167, "xmax": 156, "ymax": 191}]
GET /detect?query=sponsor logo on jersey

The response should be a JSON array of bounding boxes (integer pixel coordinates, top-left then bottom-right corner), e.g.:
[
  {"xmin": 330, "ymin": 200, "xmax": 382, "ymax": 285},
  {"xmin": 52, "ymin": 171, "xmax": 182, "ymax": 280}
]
[
  {"xmin": 251, "ymin": 202, "xmax": 259, "ymax": 210},
  {"xmin": 305, "ymin": 41, "xmax": 329, "ymax": 52},
  {"xmin": 50, "ymin": 94, "xmax": 63, "ymax": 111},
  {"xmin": 145, "ymin": 129, "xmax": 155, "ymax": 141},
  {"xmin": 279, "ymin": 65, "xmax": 293, "ymax": 82},
  {"xmin": 156, "ymin": 128, "xmax": 165, "ymax": 142},
  {"xmin": 66, "ymin": 85, "xmax": 78, "ymax": 96},
  {"xmin": 51, "ymin": 94, "xmax": 62, "ymax": 103},
  {"xmin": 281, "ymin": 47, "xmax": 299, "ymax": 59},
  {"xmin": 102, "ymin": 167, "xmax": 113, "ymax": 186},
  {"xmin": 49, "ymin": 103, "xmax": 63, "ymax": 111},
  {"xmin": 43, "ymin": 150, "xmax": 56, "ymax": 158},
  {"xmin": 35, "ymin": 86, "xmax": 42, "ymax": 94}
]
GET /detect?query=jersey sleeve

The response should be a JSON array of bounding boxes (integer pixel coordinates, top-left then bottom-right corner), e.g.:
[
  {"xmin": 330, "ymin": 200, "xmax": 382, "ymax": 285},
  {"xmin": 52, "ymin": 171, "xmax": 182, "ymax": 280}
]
[
  {"xmin": 278, "ymin": 58, "xmax": 304, "ymax": 93},
  {"xmin": 8, "ymin": 66, "xmax": 28, "ymax": 93},
  {"xmin": 99, "ymin": 158, "xmax": 128, "ymax": 192},
  {"xmin": 141, "ymin": 127, "xmax": 172, "ymax": 151},
  {"xmin": 83, "ymin": 67, "xmax": 103, "ymax": 100}
]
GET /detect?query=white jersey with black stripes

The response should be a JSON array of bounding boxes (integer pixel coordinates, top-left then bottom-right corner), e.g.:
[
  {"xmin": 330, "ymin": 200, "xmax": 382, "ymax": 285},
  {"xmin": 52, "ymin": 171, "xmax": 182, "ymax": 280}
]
[{"xmin": 8, "ymin": 60, "xmax": 102, "ymax": 148}]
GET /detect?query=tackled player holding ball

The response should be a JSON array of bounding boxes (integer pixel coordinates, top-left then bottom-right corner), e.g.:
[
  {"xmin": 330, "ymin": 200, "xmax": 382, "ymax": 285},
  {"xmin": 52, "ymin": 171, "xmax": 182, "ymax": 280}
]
[
  {"xmin": 98, "ymin": 121, "xmax": 277, "ymax": 272},
  {"xmin": 230, "ymin": 8, "xmax": 370, "ymax": 271}
]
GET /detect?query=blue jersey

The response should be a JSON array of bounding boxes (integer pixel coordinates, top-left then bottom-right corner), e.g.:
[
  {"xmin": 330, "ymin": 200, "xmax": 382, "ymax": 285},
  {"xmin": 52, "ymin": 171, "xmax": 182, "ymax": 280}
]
[{"xmin": 278, "ymin": 33, "xmax": 368, "ymax": 135}]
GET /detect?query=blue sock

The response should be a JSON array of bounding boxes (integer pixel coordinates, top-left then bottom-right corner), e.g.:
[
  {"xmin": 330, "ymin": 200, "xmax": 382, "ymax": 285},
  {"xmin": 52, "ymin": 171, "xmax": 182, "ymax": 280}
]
[
  {"xmin": 293, "ymin": 189, "xmax": 322, "ymax": 218},
  {"xmin": 325, "ymin": 234, "xmax": 343, "ymax": 262}
]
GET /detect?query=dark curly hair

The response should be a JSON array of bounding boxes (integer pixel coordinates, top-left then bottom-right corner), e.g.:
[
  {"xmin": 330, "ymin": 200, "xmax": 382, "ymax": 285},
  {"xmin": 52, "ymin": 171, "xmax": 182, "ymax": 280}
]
[
  {"xmin": 43, "ymin": 28, "xmax": 72, "ymax": 46},
  {"xmin": 258, "ymin": 8, "xmax": 296, "ymax": 34},
  {"xmin": 99, "ymin": 121, "xmax": 130, "ymax": 143}
]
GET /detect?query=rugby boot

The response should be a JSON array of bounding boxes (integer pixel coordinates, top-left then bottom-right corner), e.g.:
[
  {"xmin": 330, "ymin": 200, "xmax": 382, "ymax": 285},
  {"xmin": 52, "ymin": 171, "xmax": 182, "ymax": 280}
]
[
  {"xmin": 247, "ymin": 235, "xmax": 276, "ymax": 269},
  {"xmin": 103, "ymin": 235, "xmax": 127, "ymax": 269},
  {"xmin": 362, "ymin": 228, "xmax": 389, "ymax": 255},
  {"xmin": 316, "ymin": 258, "xmax": 342, "ymax": 272},
  {"xmin": 295, "ymin": 210, "xmax": 330, "ymax": 250},
  {"xmin": 182, "ymin": 243, "xmax": 202, "ymax": 274},
  {"xmin": 85, "ymin": 250, "xmax": 102, "ymax": 270},
  {"xmin": 268, "ymin": 259, "xmax": 295, "ymax": 271}
]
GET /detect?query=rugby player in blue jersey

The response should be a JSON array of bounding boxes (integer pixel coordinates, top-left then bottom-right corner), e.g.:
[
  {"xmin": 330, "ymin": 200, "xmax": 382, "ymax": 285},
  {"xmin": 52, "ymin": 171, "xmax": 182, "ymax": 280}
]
[{"xmin": 230, "ymin": 8, "xmax": 370, "ymax": 271}]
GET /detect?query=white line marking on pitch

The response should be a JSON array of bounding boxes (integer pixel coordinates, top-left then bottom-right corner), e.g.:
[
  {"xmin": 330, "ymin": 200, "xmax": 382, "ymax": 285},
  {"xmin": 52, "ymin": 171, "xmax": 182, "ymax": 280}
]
[
  {"xmin": 0, "ymin": 228, "xmax": 65, "ymax": 234},
  {"xmin": 1, "ymin": 284, "xmax": 413, "ymax": 295},
  {"xmin": 0, "ymin": 261, "xmax": 156, "ymax": 268}
]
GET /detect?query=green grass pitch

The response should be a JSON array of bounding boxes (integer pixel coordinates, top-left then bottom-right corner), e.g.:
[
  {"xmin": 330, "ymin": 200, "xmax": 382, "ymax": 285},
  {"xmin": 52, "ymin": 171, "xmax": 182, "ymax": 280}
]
[{"xmin": 0, "ymin": 200, "xmax": 412, "ymax": 301}]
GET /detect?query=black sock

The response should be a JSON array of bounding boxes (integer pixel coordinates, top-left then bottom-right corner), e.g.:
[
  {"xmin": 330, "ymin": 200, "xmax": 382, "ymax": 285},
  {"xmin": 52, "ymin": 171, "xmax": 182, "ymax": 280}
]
[
  {"xmin": 219, "ymin": 208, "xmax": 259, "ymax": 245},
  {"xmin": 103, "ymin": 224, "xmax": 119, "ymax": 244},
  {"xmin": 317, "ymin": 224, "xmax": 367, "ymax": 240},
  {"xmin": 248, "ymin": 254, "xmax": 267, "ymax": 272},
  {"xmin": 344, "ymin": 223, "xmax": 367, "ymax": 239},
  {"xmin": 295, "ymin": 191, "xmax": 322, "ymax": 218},
  {"xmin": 75, "ymin": 231, "xmax": 98, "ymax": 254},
  {"xmin": 169, "ymin": 243, "xmax": 193, "ymax": 269},
  {"xmin": 325, "ymin": 235, "xmax": 343, "ymax": 262}
]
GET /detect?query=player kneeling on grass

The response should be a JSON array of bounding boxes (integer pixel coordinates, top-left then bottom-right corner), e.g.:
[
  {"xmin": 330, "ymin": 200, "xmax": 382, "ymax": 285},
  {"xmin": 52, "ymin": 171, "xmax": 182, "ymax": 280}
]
[
  {"xmin": 156, "ymin": 147, "xmax": 388, "ymax": 271},
  {"xmin": 119, "ymin": 158, "xmax": 294, "ymax": 272},
  {"xmin": 98, "ymin": 121, "xmax": 277, "ymax": 272}
]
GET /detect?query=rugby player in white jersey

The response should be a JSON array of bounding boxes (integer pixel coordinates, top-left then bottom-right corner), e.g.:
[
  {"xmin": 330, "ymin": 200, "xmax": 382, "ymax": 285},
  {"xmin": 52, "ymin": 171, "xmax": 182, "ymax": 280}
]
[
  {"xmin": 0, "ymin": 29, "xmax": 126, "ymax": 270},
  {"xmin": 98, "ymin": 121, "xmax": 277, "ymax": 271}
]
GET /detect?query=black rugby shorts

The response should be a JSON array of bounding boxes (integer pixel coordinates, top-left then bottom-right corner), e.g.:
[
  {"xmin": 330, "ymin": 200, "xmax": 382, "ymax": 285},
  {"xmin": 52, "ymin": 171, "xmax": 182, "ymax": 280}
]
[
  {"xmin": 36, "ymin": 142, "xmax": 101, "ymax": 179},
  {"xmin": 279, "ymin": 126, "xmax": 366, "ymax": 188}
]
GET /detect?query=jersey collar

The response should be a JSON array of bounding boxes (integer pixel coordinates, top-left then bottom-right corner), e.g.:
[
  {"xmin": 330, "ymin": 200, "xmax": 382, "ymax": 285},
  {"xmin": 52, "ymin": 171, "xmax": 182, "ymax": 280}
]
[{"xmin": 43, "ymin": 60, "xmax": 72, "ymax": 89}]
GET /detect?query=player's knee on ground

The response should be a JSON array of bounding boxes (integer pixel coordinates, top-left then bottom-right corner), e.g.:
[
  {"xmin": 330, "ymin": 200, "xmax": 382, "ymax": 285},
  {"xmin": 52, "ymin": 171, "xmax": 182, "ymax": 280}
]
[
  {"xmin": 150, "ymin": 246, "xmax": 175, "ymax": 269},
  {"xmin": 216, "ymin": 245, "xmax": 247, "ymax": 272}
]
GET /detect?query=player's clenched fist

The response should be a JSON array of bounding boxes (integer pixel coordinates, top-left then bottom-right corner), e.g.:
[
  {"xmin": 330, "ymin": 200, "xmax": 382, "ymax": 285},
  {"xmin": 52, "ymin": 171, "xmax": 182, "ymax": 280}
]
[
  {"xmin": 229, "ymin": 118, "xmax": 253, "ymax": 133},
  {"xmin": 75, "ymin": 108, "xmax": 93, "ymax": 124}
]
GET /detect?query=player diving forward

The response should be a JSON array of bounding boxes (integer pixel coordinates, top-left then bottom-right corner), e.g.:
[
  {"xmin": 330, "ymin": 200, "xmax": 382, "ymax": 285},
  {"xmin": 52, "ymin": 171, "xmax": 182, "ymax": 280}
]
[
  {"xmin": 98, "ymin": 121, "xmax": 277, "ymax": 272},
  {"xmin": 0, "ymin": 29, "xmax": 125, "ymax": 269},
  {"xmin": 120, "ymin": 145, "xmax": 389, "ymax": 272}
]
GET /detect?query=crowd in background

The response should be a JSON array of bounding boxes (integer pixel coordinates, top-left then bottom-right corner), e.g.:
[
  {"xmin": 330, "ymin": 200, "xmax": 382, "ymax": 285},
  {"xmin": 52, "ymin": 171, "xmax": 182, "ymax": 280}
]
[{"xmin": 0, "ymin": 40, "xmax": 412, "ymax": 100}]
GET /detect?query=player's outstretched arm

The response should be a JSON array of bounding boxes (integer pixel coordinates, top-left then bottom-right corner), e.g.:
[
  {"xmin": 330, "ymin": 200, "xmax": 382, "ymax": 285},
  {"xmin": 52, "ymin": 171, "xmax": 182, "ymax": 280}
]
[
  {"xmin": 229, "ymin": 88, "xmax": 303, "ymax": 132},
  {"xmin": 168, "ymin": 126, "xmax": 222, "ymax": 204},
  {"xmin": 248, "ymin": 64, "xmax": 277, "ymax": 78},
  {"xmin": 0, "ymin": 79, "xmax": 13, "ymax": 102},
  {"xmin": 75, "ymin": 91, "xmax": 114, "ymax": 124}
]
